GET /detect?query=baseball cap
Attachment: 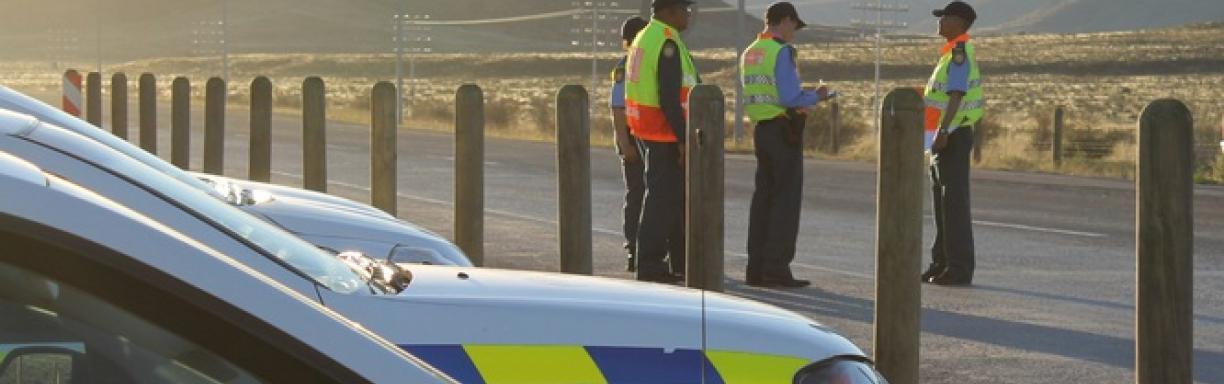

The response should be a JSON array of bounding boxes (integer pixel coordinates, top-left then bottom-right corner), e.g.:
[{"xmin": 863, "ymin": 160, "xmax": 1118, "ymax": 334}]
[
  {"xmin": 622, "ymin": 16, "xmax": 649, "ymax": 42},
  {"xmin": 766, "ymin": 2, "xmax": 807, "ymax": 30},
  {"xmin": 932, "ymin": 1, "xmax": 977, "ymax": 25}
]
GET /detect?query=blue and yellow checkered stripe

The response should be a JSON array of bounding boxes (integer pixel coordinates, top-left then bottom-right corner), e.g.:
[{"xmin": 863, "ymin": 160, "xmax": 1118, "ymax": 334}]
[{"xmin": 401, "ymin": 344, "xmax": 809, "ymax": 383}]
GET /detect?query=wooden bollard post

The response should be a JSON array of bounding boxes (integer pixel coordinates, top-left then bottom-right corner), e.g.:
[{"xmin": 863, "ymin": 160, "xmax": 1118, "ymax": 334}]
[
  {"xmin": 303, "ymin": 77, "xmax": 328, "ymax": 192},
  {"xmin": 110, "ymin": 73, "xmax": 128, "ymax": 139},
  {"xmin": 86, "ymin": 72, "xmax": 102, "ymax": 127},
  {"xmin": 874, "ymin": 88, "xmax": 925, "ymax": 384},
  {"xmin": 455, "ymin": 84, "xmax": 485, "ymax": 266},
  {"xmin": 250, "ymin": 76, "xmax": 273, "ymax": 182},
  {"xmin": 556, "ymin": 85, "xmax": 592, "ymax": 275},
  {"xmin": 371, "ymin": 82, "xmax": 398, "ymax": 215},
  {"xmin": 1136, "ymin": 99, "xmax": 1194, "ymax": 384},
  {"xmin": 204, "ymin": 77, "xmax": 226, "ymax": 175},
  {"xmin": 138, "ymin": 73, "xmax": 157, "ymax": 154},
  {"xmin": 1053, "ymin": 106, "xmax": 1065, "ymax": 167},
  {"xmin": 171, "ymin": 77, "xmax": 191, "ymax": 169},
  {"xmin": 830, "ymin": 101, "xmax": 841, "ymax": 154},
  {"xmin": 685, "ymin": 85, "xmax": 725, "ymax": 292}
]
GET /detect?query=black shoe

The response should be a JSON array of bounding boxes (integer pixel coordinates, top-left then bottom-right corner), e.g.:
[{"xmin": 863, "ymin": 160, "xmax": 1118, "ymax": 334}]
[
  {"xmin": 747, "ymin": 277, "xmax": 811, "ymax": 288},
  {"xmin": 930, "ymin": 270, "xmax": 972, "ymax": 286},
  {"xmin": 921, "ymin": 265, "xmax": 945, "ymax": 283}
]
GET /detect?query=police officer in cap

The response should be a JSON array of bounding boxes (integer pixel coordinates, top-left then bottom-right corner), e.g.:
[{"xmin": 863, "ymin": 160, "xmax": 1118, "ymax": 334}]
[
  {"xmin": 624, "ymin": 0, "xmax": 700, "ymax": 283},
  {"xmin": 741, "ymin": 2, "xmax": 831, "ymax": 288},
  {"xmin": 921, "ymin": 1, "xmax": 985, "ymax": 286},
  {"xmin": 610, "ymin": 16, "xmax": 649, "ymax": 272}
]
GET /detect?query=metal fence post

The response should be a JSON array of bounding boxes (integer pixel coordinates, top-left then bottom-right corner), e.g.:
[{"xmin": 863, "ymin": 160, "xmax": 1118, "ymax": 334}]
[
  {"xmin": 204, "ymin": 77, "xmax": 226, "ymax": 175},
  {"xmin": 250, "ymin": 76, "xmax": 273, "ymax": 182},
  {"xmin": 455, "ymin": 84, "xmax": 485, "ymax": 266},
  {"xmin": 830, "ymin": 101, "xmax": 841, "ymax": 154},
  {"xmin": 1054, "ymin": 106, "xmax": 1065, "ymax": 167},
  {"xmin": 1136, "ymin": 99, "xmax": 1194, "ymax": 384},
  {"xmin": 303, "ymin": 77, "xmax": 328, "ymax": 192},
  {"xmin": 171, "ymin": 77, "xmax": 191, "ymax": 169},
  {"xmin": 686, "ymin": 84, "xmax": 725, "ymax": 292},
  {"xmin": 874, "ymin": 88, "xmax": 925, "ymax": 384},
  {"xmin": 111, "ymin": 73, "xmax": 128, "ymax": 139},
  {"xmin": 556, "ymin": 85, "xmax": 592, "ymax": 275},
  {"xmin": 138, "ymin": 73, "xmax": 157, "ymax": 154},
  {"xmin": 86, "ymin": 72, "xmax": 102, "ymax": 127},
  {"xmin": 371, "ymin": 82, "xmax": 398, "ymax": 215}
]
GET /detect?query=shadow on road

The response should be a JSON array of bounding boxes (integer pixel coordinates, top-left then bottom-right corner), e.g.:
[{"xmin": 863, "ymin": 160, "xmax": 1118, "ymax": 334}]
[{"xmin": 725, "ymin": 281, "xmax": 1224, "ymax": 383}]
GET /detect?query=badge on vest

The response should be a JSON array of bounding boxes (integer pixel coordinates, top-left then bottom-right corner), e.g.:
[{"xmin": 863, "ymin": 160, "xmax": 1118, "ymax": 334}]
[{"xmin": 952, "ymin": 43, "xmax": 967, "ymax": 65}]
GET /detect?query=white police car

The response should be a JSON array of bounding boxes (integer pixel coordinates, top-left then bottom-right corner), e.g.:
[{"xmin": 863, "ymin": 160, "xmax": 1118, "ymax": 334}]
[
  {"xmin": 0, "ymin": 85, "xmax": 471, "ymax": 267},
  {"xmin": 0, "ymin": 150, "xmax": 453, "ymax": 383},
  {"xmin": 0, "ymin": 110, "xmax": 886, "ymax": 383}
]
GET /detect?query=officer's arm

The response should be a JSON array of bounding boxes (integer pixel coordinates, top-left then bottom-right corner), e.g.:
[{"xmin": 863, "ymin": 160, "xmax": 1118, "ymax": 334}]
[
  {"xmin": 940, "ymin": 43, "xmax": 971, "ymax": 131},
  {"xmin": 658, "ymin": 40, "xmax": 686, "ymax": 141},
  {"xmin": 776, "ymin": 47, "xmax": 821, "ymax": 108}
]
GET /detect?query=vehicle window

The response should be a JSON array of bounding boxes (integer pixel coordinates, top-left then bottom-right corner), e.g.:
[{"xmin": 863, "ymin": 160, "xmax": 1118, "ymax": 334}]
[
  {"xmin": 26, "ymin": 123, "xmax": 369, "ymax": 295},
  {"xmin": 0, "ymin": 262, "xmax": 261, "ymax": 384}
]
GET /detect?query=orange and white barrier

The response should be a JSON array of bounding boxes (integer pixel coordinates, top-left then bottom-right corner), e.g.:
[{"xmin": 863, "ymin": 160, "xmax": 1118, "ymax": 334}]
[{"xmin": 62, "ymin": 69, "xmax": 83, "ymax": 117}]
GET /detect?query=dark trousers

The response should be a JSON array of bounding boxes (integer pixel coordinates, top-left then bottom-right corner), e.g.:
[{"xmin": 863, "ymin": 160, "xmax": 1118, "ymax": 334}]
[
  {"xmin": 635, "ymin": 140, "xmax": 685, "ymax": 279},
  {"xmin": 930, "ymin": 127, "xmax": 976, "ymax": 277},
  {"xmin": 619, "ymin": 139, "xmax": 645, "ymax": 255},
  {"xmin": 747, "ymin": 118, "xmax": 804, "ymax": 281}
]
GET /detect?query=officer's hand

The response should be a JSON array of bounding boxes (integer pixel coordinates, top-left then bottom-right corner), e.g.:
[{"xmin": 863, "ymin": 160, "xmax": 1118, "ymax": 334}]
[
  {"xmin": 932, "ymin": 130, "xmax": 949, "ymax": 152},
  {"xmin": 815, "ymin": 86, "xmax": 830, "ymax": 101},
  {"xmin": 615, "ymin": 134, "xmax": 640, "ymax": 163}
]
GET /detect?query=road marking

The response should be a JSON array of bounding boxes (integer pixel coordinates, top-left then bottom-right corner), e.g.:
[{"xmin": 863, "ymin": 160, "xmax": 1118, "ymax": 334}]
[{"xmin": 972, "ymin": 219, "xmax": 1107, "ymax": 238}]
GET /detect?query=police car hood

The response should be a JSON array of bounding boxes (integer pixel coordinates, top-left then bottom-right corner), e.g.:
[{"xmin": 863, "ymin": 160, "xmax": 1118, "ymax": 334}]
[{"xmin": 386, "ymin": 265, "xmax": 865, "ymax": 360}]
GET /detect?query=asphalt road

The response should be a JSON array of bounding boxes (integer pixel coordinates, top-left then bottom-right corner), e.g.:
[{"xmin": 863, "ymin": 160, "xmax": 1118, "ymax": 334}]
[{"xmin": 75, "ymin": 93, "xmax": 1224, "ymax": 383}]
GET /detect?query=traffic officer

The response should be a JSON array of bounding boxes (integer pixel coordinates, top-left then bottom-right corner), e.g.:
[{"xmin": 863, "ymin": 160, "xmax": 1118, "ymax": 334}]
[
  {"xmin": 921, "ymin": 1, "xmax": 984, "ymax": 286},
  {"xmin": 625, "ymin": 0, "xmax": 699, "ymax": 283},
  {"xmin": 742, "ymin": 2, "xmax": 829, "ymax": 288},
  {"xmin": 610, "ymin": 16, "xmax": 649, "ymax": 272}
]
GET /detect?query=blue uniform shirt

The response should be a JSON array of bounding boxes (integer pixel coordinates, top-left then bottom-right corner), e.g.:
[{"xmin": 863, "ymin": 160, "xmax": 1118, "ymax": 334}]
[
  {"xmin": 610, "ymin": 57, "xmax": 627, "ymax": 109},
  {"xmin": 775, "ymin": 45, "xmax": 822, "ymax": 108},
  {"xmin": 944, "ymin": 42, "xmax": 971, "ymax": 94}
]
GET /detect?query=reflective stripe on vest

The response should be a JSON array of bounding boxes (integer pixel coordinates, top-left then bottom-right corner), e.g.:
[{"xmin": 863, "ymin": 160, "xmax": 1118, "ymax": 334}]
[
  {"xmin": 741, "ymin": 36, "xmax": 788, "ymax": 123},
  {"xmin": 923, "ymin": 35, "xmax": 984, "ymax": 133},
  {"xmin": 625, "ymin": 19, "xmax": 698, "ymax": 143}
]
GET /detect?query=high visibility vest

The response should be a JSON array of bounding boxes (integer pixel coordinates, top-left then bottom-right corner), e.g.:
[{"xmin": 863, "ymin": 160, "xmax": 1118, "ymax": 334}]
[
  {"xmin": 625, "ymin": 19, "xmax": 698, "ymax": 143},
  {"xmin": 923, "ymin": 34, "xmax": 984, "ymax": 134},
  {"xmin": 741, "ymin": 34, "xmax": 788, "ymax": 123}
]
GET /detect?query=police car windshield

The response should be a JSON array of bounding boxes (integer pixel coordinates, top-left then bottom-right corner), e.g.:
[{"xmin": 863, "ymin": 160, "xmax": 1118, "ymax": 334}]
[{"xmin": 25, "ymin": 121, "xmax": 371, "ymax": 295}]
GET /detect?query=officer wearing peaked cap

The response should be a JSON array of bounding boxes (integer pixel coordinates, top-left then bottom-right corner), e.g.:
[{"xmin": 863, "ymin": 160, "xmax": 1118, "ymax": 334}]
[
  {"xmin": 921, "ymin": 1, "xmax": 985, "ymax": 286},
  {"xmin": 625, "ymin": 0, "xmax": 700, "ymax": 284}
]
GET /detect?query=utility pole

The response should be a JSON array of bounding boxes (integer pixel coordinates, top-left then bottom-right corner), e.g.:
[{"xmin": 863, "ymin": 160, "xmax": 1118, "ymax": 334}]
[
  {"xmin": 221, "ymin": 0, "xmax": 229, "ymax": 84},
  {"xmin": 851, "ymin": 1, "xmax": 909, "ymax": 133},
  {"xmin": 395, "ymin": 12, "xmax": 433, "ymax": 121}
]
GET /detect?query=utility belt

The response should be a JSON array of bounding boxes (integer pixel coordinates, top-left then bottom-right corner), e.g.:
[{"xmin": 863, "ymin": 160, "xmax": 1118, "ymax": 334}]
[{"xmin": 758, "ymin": 109, "xmax": 807, "ymax": 146}]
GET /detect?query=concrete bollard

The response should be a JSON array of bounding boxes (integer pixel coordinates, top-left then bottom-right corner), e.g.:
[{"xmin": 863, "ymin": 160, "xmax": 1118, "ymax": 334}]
[
  {"xmin": 62, "ymin": 70, "xmax": 83, "ymax": 117},
  {"xmin": 1136, "ymin": 99, "xmax": 1194, "ymax": 384},
  {"xmin": 139, "ymin": 73, "xmax": 157, "ymax": 154},
  {"xmin": 110, "ymin": 73, "xmax": 128, "ymax": 139},
  {"xmin": 556, "ymin": 85, "xmax": 592, "ymax": 275},
  {"xmin": 455, "ymin": 84, "xmax": 485, "ymax": 266},
  {"xmin": 171, "ymin": 77, "xmax": 191, "ymax": 169},
  {"xmin": 371, "ymin": 82, "xmax": 398, "ymax": 215},
  {"xmin": 204, "ymin": 78, "xmax": 226, "ymax": 175},
  {"xmin": 685, "ymin": 84, "xmax": 725, "ymax": 292},
  {"xmin": 874, "ymin": 88, "xmax": 925, "ymax": 384},
  {"xmin": 250, "ymin": 76, "xmax": 273, "ymax": 182},
  {"xmin": 1053, "ymin": 106, "xmax": 1065, "ymax": 167},
  {"xmin": 86, "ymin": 72, "xmax": 102, "ymax": 127},
  {"xmin": 303, "ymin": 77, "xmax": 328, "ymax": 192}
]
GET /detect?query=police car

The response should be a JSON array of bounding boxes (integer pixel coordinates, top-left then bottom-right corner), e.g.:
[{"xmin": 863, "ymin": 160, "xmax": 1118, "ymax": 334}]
[
  {"xmin": 0, "ymin": 110, "xmax": 887, "ymax": 383},
  {"xmin": 0, "ymin": 150, "xmax": 453, "ymax": 383},
  {"xmin": 0, "ymin": 85, "xmax": 471, "ymax": 267}
]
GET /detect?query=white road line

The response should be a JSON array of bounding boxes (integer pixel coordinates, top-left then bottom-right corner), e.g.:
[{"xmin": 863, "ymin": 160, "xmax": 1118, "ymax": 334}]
[{"xmin": 972, "ymin": 219, "xmax": 1107, "ymax": 238}]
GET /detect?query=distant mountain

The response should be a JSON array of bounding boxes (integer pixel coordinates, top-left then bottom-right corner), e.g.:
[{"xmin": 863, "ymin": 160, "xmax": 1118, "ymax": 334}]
[{"xmin": 748, "ymin": 0, "xmax": 1224, "ymax": 35}]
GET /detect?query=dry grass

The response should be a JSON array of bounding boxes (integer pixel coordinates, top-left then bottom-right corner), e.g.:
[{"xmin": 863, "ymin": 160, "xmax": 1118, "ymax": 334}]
[{"xmin": 5, "ymin": 23, "xmax": 1223, "ymax": 182}]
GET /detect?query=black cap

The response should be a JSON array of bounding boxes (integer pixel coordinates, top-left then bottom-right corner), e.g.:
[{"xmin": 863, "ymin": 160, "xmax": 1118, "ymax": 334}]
[
  {"xmin": 766, "ymin": 2, "xmax": 807, "ymax": 30},
  {"xmin": 652, "ymin": 0, "xmax": 695, "ymax": 10},
  {"xmin": 933, "ymin": 1, "xmax": 976, "ymax": 25}
]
